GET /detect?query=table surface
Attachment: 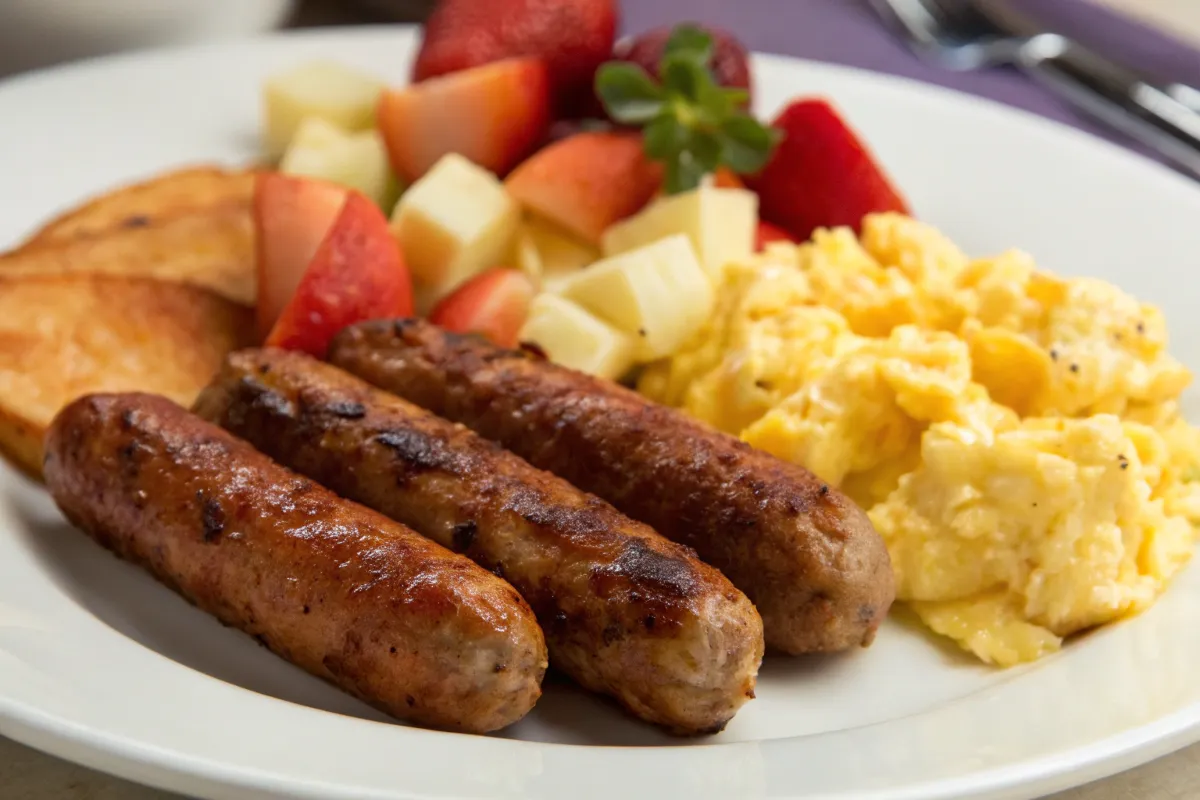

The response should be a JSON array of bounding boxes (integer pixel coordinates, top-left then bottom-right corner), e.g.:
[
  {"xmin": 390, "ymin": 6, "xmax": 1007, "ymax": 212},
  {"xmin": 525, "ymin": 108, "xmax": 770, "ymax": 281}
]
[{"xmin": 3, "ymin": 0, "xmax": 1200, "ymax": 798}]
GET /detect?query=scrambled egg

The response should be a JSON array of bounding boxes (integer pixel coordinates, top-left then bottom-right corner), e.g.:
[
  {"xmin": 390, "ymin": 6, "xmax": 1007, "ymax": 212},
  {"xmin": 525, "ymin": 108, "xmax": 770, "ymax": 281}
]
[{"xmin": 640, "ymin": 213, "xmax": 1200, "ymax": 666}]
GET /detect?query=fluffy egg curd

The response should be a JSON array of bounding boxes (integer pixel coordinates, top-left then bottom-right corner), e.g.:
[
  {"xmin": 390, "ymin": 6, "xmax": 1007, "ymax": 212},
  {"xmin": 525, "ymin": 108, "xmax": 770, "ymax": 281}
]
[{"xmin": 639, "ymin": 213, "xmax": 1200, "ymax": 666}]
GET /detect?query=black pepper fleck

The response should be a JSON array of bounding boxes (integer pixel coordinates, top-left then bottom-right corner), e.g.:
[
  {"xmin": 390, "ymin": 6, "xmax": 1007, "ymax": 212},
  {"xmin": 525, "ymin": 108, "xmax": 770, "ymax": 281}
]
[
  {"xmin": 1069, "ymin": 363, "xmax": 1080, "ymax": 373},
  {"xmin": 199, "ymin": 492, "xmax": 226, "ymax": 543},
  {"xmin": 303, "ymin": 605, "xmax": 311, "ymax": 615},
  {"xmin": 122, "ymin": 214, "xmax": 151, "ymax": 229},
  {"xmin": 637, "ymin": 327, "xmax": 647, "ymax": 337},
  {"xmin": 754, "ymin": 379, "xmax": 773, "ymax": 390},
  {"xmin": 1049, "ymin": 349, "xmax": 1059, "ymax": 361},
  {"xmin": 390, "ymin": 646, "xmax": 397, "ymax": 654},
  {"xmin": 1137, "ymin": 322, "xmax": 1146, "ymax": 334},
  {"xmin": 819, "ymin": 484, "xmax": 830, "ymax": 496}
]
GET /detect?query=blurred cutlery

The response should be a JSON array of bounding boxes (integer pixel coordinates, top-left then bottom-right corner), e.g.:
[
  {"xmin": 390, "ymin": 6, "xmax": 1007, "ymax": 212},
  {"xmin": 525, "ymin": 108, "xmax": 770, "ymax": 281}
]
[{"xmin": 869, "ymin": 0, "xmax": 1200, "ymax": 177}]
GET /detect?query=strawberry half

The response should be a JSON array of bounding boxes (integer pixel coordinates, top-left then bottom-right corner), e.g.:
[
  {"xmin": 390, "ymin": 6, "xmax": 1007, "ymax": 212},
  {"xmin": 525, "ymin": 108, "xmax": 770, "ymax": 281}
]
[
  {"xmin": 254, "ymin": 173, "xmax": 348, "ymax": 340},
  {"xmin": 755, "ymin": 220, "xmax": 797, "ymax": 251},
  {"xmin": 266, "ymin": 191, "xmax": 414, "ymax": 358},
  {"xmin": 747, "ymin": 98, "xmax": 910, "ymax": 242},
  {"xmin": 428, "ymin": 268, "xmax": 536, "ymax": 348},
  {"xmin": 505, "ymin": 132, "xmax": 663, "ymax": 244},
  {"xmin": 413, "ymin": 0, "xmax": 617, "ymax": 113},
  {"xmin": 378, "ymin": 58, "xmax": 552, "ymax": 183}
]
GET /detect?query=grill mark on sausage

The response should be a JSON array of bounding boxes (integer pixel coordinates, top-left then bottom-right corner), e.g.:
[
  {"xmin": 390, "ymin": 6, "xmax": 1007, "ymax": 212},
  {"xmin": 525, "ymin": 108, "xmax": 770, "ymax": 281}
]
[
  {"xmin": 452, "ymin": 520, "xmax": 478, "ymax": 552},
  {"xmin": 198, "ymin": 491, "xmax": 226, "ymax": 543},
  {"xmin": 374, "ymin": 429, "xmax": 464, "ymax": 476}
]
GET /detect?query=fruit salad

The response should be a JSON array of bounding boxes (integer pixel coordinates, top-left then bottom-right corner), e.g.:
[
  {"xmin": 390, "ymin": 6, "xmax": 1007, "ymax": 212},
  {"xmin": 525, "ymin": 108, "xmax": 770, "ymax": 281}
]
[{"xmin": 256, "ymin": 0, "xmax": 909, "ymax": 369}]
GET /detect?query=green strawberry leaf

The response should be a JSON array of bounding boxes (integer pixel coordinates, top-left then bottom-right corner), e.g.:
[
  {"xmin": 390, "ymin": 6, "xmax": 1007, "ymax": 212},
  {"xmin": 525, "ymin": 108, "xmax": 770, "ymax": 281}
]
[
  {"xmin": 595, "ymin": 63, "xmax": 666, "ymax": 124},
  {"xmin": 721, "ymin": 116, "xmax": 783, "ymax": 174},
  {"xmin": 595, "ymin": 23, "xmax": 781, "ymax": 195},
  {"xmin": 664, "ymin": 24, "xmax": 714, "ymax": 67}
]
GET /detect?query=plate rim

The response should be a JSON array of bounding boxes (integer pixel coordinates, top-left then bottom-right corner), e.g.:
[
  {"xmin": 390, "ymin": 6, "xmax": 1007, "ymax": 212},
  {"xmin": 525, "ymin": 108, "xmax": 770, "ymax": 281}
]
[{"xmin": 1, "ymin": 24, "xmax": 1200, "ymax": 800}]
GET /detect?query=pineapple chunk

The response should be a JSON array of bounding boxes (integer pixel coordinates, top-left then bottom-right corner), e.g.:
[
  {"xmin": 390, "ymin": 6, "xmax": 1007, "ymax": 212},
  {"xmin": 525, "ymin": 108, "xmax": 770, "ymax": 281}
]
[
  {"xmin": 279, "ymin": 117, "xmax": 400, "ymax": 209},
  {"xmin": 391, "ymin": 153, "xmax": 520, "ymax": 302},
  {"xmin": 263, "ymin": 60, "xmax": 385, "ymax": 158},
  {"xmin": 509, "ymin": 226, "xmax": 543, "ymax": 289},
  {"xmin": 519, "ymin": 294, "xmax": 636, "ymax": 381},
  {"xmin": 523, "ymin": 216, "xmax": 600, "ymax": 293},
  {"xmin": 558, "ymin": 234, "xmax": 714, "ymax": 360},
  {"xmin": 601, "ymin": 186, "xmax": 757, "ymax": 280}
]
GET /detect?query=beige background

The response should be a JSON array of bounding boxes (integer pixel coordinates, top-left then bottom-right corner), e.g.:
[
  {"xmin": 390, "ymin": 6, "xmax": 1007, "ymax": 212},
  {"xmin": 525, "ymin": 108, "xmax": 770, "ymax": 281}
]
[{"xmin": 3, "ymin": 0, "xmax": 1200, "ymax": 798}]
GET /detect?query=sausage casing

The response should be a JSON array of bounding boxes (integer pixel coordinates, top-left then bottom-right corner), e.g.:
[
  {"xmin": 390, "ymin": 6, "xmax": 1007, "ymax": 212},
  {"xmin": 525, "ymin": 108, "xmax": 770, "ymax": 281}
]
[
  {"xmin": 43, "ymin": 392, "xmax": 547, "ymax": 733},
  {"xmin": 329, "ymin": 320, "xmax": 896, "ymax": 654},
  {"xmin": 194, "ymin": 349, "xmax": 764, "ymax": 735}
]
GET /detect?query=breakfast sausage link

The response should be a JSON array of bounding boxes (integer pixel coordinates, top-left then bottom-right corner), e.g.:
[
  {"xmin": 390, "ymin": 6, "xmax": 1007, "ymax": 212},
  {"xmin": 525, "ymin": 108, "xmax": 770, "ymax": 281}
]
[
  {"xmin": 43, "ymin": 392, "xmax": 546, "ymax": 733},
  {"xmin": 194, "ymin": 349, "xmax": 764, "ymax": 735},
  {"xmin": 329, "ymin": 320, "xmax": 896, "ymax": 655}
]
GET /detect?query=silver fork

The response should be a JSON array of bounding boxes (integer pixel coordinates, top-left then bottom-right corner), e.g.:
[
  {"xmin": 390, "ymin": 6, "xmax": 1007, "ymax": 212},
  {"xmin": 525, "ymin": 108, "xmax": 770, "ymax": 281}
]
[{"xmin": 869, "ymin": 0, "xmax": 1200, "ymax": 178}]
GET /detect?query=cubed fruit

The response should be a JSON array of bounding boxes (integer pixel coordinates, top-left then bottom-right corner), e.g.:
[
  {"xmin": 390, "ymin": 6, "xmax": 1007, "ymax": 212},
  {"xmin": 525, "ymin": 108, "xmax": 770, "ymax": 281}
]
[
  {"xmin": 378, "ymin": 58, "xmax": 552, "ymax": 183},
  {"xmin": 505, "ymin": 132, "xmax": 663, "ymax": 245},
  {"xmin": 522, "ymin": 216, "xmax": 600, "ymax": 293},
  {"xmin": 389, "ymin": 153, "xmax": 520, "ymax": 303},
  {"xmin": 412, "ymin": 0, "xmax": 617, "ymax": 114},
  {"xmin": 263, "ymin": 60, "xmax": 385, "ymax": 159},
  {"xmin": 746, "ymin": 98, "xmax": 910, "ymax": 242},
  {"xmin": 557, "ymin": 234, "xmax": 713, "ymax": 360},
  {"xmin": 254, "ymin": 173, "xmax": 349, "ymax": 339},
  {"xmin": 429, "ymin": 268, "xmax": 536, "ymax": 348},
  {"xmin": 601, "ymin": 186, "xmax": 757, "ymax": 281},
  {"xmin": 279, "ymin": 117, "xmax": 400, "ymax": 209},
  {"xmin": 508, "ymin": 227, "xmax": 543, "ymax": 289},
  {"xmin": 519, "ymin": 293, "xmax": 636, "ymax": 381},
  {"xmin": 266, "ymin": 192, "xmax": 413, "ymax": 358}
]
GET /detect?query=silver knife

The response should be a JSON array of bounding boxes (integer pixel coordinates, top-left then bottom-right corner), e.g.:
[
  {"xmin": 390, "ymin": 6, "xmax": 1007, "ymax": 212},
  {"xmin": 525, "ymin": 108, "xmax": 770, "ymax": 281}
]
[{"xmin": 975, "ymin": 0, "xmax": 1200, "ymax": 176}]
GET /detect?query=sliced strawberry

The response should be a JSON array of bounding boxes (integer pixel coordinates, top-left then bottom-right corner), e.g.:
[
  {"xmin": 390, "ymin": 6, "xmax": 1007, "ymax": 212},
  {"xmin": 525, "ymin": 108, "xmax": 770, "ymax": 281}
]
[
  {"xmin": 413, "ymin": 0, "xmax": 617, "ymax": 113},
  {"xmin": 505, "ymin": 132, "xmax": 663, "ymax": 244},
  {"xmin": 266, "ymin": 192, "xmax": 413, "ymax": 358},
  {"xmin": 612, "ymin": 24, "xmax": 752, "ymax": 108},
  {"xmin": 428, "ymin": 268, "xmax": 536, "ymax": 348},
  {"xmin": 254, "ymin": 173, "xmax": 347, "ymax": 340},
  {"xmin": 746, "ymin": 98, "xmax": 910, "ymax": 242},
  {"xmin": 378, "ymin": 58, "xmax": 552, "ymax": 183},
  {"xmin": 755, "ymin": 220, "xmax": 797, "ymax": 251}
]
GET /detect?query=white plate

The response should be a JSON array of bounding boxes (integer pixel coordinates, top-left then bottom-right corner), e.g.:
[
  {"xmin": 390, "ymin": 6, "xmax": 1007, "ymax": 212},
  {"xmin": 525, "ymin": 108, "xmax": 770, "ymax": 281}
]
[{"xmin": 1, "ymin": 26, "xmax": 1200, "ymax": 800}]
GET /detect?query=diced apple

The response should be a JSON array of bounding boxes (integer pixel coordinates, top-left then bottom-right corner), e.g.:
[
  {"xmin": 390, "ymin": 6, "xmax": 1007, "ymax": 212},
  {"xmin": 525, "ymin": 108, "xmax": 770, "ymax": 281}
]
[
  {"xmin": 519, "ymin": 293, "xmax": 637, "ymax": 381},
  {"xmin": 254, "ymin": 173, "xmax": 349, "ymax": 339},
  {"xmin": 429, "ymin": 268, "xmax": 535, "ymax": 348},
  {"xmin": 377, "ymin": 58, "xmax": 551, "ymax": 183},
  {"xmin": 601, "ymin": 186, "xmax": 757, "ymax": 281},
  {"xmin": 279, "ymin": 117, "xmax": 400, "ymax": 209},
  {"xmin": 390, "ymin": 153, "xmax": 520, "ymax": 305},
  {"xmin": 557, "ymin": 234, "xmax": 714, "ymax": 360},
  {"xmin": 505, "ymin": 132, "xmax": 663, "ymax": 245},
  {"xmin": 263, "ymin": 60, "xmax": 384, "ymax": 159},
  {"xmin": 266, "ymin": 191, "xmax": 413, "ymax": 358},
  {"xmin": 522, "ymin": 216, "xmax": 600, "ymax": 293}
]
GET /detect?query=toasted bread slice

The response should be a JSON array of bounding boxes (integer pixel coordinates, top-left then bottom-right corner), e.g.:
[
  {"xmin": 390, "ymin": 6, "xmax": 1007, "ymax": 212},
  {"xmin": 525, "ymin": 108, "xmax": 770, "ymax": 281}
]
[
  {"xmin": 23, "ymin": 165, "xmax": 256, "ymax": 246},
  {"xmin": 0, "ymin": 274, "xmax": 255, "ymax": 479},
  {"xmin": 0, "ymin": 206, "xmax": 255, "ymax": 306}
]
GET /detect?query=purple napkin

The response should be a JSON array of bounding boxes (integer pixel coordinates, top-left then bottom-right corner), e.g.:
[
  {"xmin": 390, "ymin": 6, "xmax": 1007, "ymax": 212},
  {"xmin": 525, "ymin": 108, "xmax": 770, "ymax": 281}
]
[{"xmin": 621, "ymin": 0, "xmax": 1200, "ymax": 170}]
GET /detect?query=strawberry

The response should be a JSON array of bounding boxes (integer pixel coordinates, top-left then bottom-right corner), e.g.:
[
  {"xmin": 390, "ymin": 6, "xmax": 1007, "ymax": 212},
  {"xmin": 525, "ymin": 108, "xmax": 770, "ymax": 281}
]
[
  {"xmin": 612, "ymin": 24, "xmax": 752, "ymax": 108},
  {"xmin": 505, "ymin": 132, "xmax": 663, "ymax": 244},
  {"xmin": 755, "ymin": 220, "xmax": 797, "ymax": 251},
  {"xmin": 429, "ymin": 268, "xmax": 536, "ymax": 348},
  {"xmin": 413, "ymin": 0, "xmax": 617, "ymax": 113},
  {"xmin": 266, "ymin": 192, "xmax": 413, "ymax": 358},
  {"xmin": 746, "ymin": 98, "xmax": 910, "ymax": 242},
  {"xmin": 254, "ymin": 173, "xmax": 348, "ymax": 340},
  {"xmin": 378, "ymin": 58, "xmax": 551, "ymax": 183}
]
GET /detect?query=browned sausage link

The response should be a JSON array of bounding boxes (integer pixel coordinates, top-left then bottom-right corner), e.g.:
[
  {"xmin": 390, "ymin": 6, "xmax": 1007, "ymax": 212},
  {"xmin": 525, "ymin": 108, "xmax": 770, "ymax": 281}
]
[
  {"xmin": 43, "ymin": 393, "xmax": 546, "ymax": 733},
  {"xmin": 194, "ymin": 349, "xmax": 764, "ymax": 735},
  {"xmin": 329, "ymin": 320, "xmax": 896, "ymax": 655}
]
